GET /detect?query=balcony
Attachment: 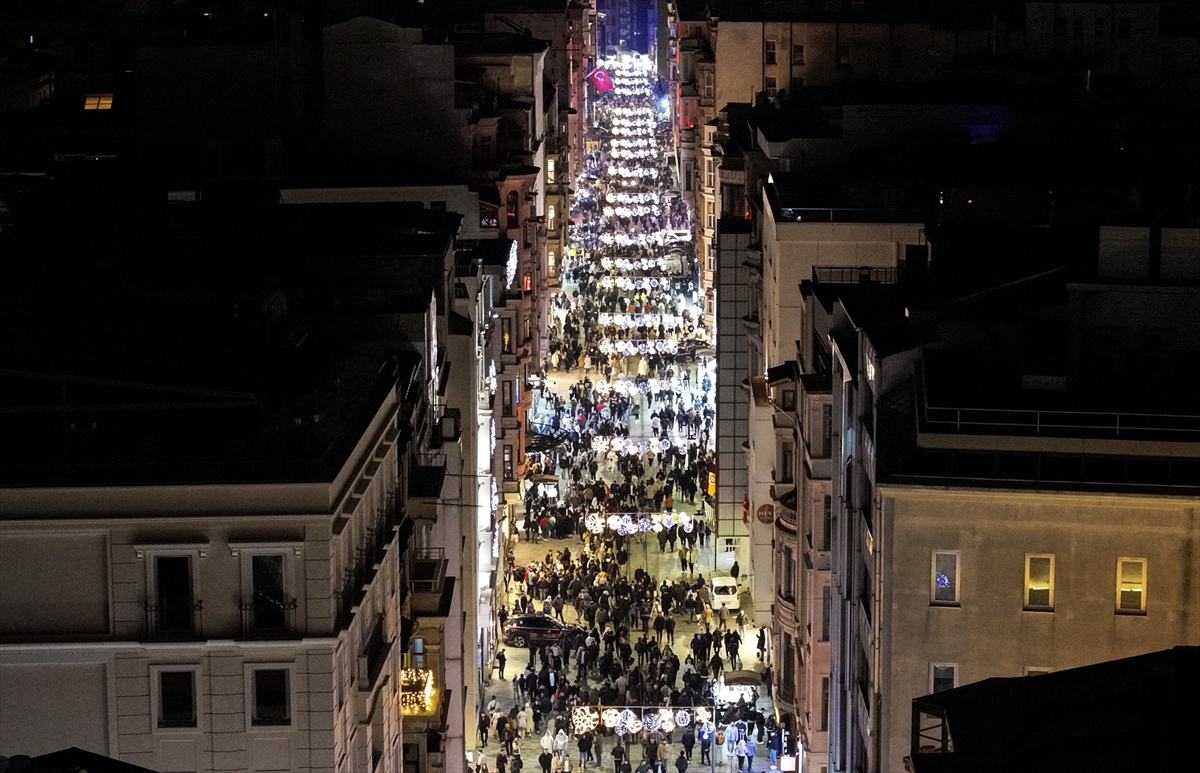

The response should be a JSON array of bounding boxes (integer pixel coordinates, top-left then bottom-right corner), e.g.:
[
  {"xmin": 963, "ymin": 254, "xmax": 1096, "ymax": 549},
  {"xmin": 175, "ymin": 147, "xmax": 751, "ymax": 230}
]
[
  {"xmin": 429, "ymin": 408, "xmax": 461, "ymax": 448},
  {"xmin": 409, "ymin": 548, "xmax": 456, "ymax": 618},
  {"xmin": 145, "ymin": 601, "xmax": 203, "ymax": 641},
  {"xmin": 359, "ymin": 616, "xmax": 393, "ymax": 692},
  {"xmin": 239, "ymin": 594, "xmax": 298, "ymax": 639},
  {"xmin": 776, "ymin": 680, "xmax": 796, "ymax": 710},
  {"xmin": 407, "ymin": 455, "xmax": 446, "ymax": 522}
]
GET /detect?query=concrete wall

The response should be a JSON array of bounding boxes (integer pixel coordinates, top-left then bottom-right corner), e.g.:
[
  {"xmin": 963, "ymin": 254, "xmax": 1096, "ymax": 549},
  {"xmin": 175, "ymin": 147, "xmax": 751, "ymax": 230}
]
[{"xmin": 879, "ymin": 487, "xmax": 1200, "ymax": 772}]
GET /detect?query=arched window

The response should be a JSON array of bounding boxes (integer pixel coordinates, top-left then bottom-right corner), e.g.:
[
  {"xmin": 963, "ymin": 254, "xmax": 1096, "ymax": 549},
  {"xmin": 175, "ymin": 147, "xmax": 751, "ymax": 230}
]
[{"xmin": 506, "ymin": 190, "xmax": 519, "ymax": 223}]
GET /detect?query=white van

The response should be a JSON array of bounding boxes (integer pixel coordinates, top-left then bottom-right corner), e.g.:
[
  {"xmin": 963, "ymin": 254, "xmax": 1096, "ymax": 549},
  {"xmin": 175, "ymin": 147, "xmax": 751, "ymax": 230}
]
[{"xmin": 709, "ymin": 576, "xmax": 740, "ymax": 611}]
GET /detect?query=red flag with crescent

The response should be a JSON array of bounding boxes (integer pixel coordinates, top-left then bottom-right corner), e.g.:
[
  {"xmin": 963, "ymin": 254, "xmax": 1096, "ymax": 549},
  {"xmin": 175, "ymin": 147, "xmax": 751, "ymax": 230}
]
[{"xmin": 587, "ymin": 68, "xmax": 614, "ymax": 92}]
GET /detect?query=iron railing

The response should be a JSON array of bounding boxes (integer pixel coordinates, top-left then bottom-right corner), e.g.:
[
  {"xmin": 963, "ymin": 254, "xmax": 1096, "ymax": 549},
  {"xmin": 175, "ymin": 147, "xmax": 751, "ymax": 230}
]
[
  {"xmin": 239, "ymin": 595, "xmax": 297, "ymax": 638},
  {"xmin": 145, "ymin": 601, "xmax": 203, "ymax": 640}
]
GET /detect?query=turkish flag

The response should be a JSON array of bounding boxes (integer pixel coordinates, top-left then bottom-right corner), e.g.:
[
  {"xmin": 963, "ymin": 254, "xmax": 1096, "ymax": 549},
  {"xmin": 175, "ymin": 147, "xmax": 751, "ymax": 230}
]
[{"xmin": 587, "ymin": 68, "xmax": 614, "ymax": 92}]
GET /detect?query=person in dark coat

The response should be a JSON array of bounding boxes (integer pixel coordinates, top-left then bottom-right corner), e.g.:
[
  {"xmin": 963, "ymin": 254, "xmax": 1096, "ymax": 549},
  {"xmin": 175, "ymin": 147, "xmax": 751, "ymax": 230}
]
[
  {"xmin": 674, "ymin": 753, "xmax": 688, "ymax": 773},
  {"xmin": 681, "ymin": 728, "xmax": 695, "ymax": 759}
]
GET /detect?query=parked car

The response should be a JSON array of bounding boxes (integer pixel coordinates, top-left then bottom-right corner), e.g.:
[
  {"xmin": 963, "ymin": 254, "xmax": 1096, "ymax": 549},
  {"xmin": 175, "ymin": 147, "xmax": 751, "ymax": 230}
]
[
  {"xmin": 502, "ymin": 614, "xmax": 579, "ymax": 648},
  {"xmin": 709, "ymin": 576, "xmax": 740, "ymax": 611}
]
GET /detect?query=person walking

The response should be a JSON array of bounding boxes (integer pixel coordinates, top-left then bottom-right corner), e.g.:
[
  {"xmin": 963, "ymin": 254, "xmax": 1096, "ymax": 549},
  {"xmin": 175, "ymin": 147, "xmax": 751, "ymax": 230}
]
[
  {"xmin": 674, "ymin": 752, "xmax": 688, "ymax": 773},
  {"xmin": 734, "ymin": 738, "xmax": 747, "ymax": 771},
  {"xmin": 540, "ymin": 751, "xmax": 554, "ymax": 773},
  {"xmin": 497, "ymin": 649, "xmax": 508, "ymax": 679},
  {"xmin": 743, "ymin": 738, "xmax": 757, "ymax": 773},
  {"xmin": 479, "ymin": 711, "xmax": 491, "ymax": 745},
  {"xmin": 611, "ymin": 742, "xmax": 625, "ymax": 773}
]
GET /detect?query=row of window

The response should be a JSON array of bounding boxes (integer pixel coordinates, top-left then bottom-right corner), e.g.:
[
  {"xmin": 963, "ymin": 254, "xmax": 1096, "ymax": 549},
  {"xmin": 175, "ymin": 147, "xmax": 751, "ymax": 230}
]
[
  {"xmin": 931, "ymin": 552, "xmax": 1148, "ymax": 614},
  {"xmin": 1054, "ymin": 15, "xmax": 1131, "ymax": 40},
  {"xmin": 929, "ymin": 663, "xmax": 1053, "ymax": 695},
  {"xmin": 762, "ymin": 42, "xmax": 905, "ymax": 69},
  {"xmin": 155, "ymin": 666, "xmax": 291, "ymax": 730}
]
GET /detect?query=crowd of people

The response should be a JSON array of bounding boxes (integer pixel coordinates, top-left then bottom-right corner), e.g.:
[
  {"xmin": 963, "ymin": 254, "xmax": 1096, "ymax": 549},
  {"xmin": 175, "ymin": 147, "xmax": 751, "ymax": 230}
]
[{"xmin": 471, "ymin": 56, "xmax": 778, "ymax": 773}]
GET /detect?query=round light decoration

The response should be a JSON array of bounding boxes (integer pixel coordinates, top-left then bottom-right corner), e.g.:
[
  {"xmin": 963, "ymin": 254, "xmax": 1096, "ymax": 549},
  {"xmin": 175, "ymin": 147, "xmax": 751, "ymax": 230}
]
[
  {"xmin": 573, "ymin": 707, "xmax": 600, "ymax": 733},
  {"xmin": 601, "ymin": 708, "xmax": 621, "ymax": 728},
  {"xmin": 674, "ymin": 710, "xmax": 692, "ymax": 727},
  {"xmin": 658, "ymin": 708, "xmax": 676, "ymax": 732},
  {"xmin": 694, "ymin": 707, "xmax": 712, "ymax": 723},
  {"xmin": 642, "ymin": 712, "xmax": 661, "ymax": 732},
  {"xmin": 585, "ymin": 513, "xmax": 605, "ymax": 534}
]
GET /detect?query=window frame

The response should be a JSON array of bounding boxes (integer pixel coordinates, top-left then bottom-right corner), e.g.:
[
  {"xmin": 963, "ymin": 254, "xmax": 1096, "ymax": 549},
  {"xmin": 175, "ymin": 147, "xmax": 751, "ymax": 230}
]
[
  {"xmin": 244, "ymin": 663, "xmax": 295, "ymax": 729},
  {"xmin": 151, "ymin": 664, "xmax": 202, "ymax": 733},
  {"xmin": 930, "ymin": 663, "xmax": 958, "ymax": 694},
  {"xmin": 231, "ymin": 542, "xmax": 301, "ymax": 633},
  {"xmin": 1116, "ymin": 557, "xmax": 1147, "ymax": 615},
  {"xmin": 792, "ymin": 44, "xmax": 805, "ymax": 66},
  {"xmin": 764, "ymin": 40, "xmax": 777, "ymax": 65},
  {"xmin": 1023, "ymin": 554, "xmax": 1055, "ymax": 612},
  {"xmin": 930, "ymin": 550, "xmax": 960, "ymax": 607},
  {"xmin": 83, "ymin": 94, "xmax": 113, "ymax": 110}
]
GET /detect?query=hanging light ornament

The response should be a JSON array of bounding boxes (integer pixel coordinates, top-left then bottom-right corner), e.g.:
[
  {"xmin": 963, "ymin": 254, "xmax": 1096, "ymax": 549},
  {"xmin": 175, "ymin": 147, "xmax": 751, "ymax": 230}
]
[
  {"xmin": 601, "ymin": 708, "xmax": 622, "ymax": 728},
  {"xmin": 573, "ymin": 707, "xmax": 600, "ymax": 732},
  {"xmin": 674, "ymin": 709, "xmax": 692, "ymax": 727}
]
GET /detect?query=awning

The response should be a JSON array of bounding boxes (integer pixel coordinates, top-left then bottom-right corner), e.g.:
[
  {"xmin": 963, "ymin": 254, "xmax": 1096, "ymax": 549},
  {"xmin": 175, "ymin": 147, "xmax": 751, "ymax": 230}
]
[{"xmin": 723, "ymin": 670, "xmax": 764, "ymax": 686}]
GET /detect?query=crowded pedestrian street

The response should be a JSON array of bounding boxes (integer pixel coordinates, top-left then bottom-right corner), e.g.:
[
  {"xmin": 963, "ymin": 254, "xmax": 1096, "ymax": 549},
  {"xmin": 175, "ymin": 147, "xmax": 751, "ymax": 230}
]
[{"xmin": 468, "ymin": 54, "xmax": 780, "ymax": 773}]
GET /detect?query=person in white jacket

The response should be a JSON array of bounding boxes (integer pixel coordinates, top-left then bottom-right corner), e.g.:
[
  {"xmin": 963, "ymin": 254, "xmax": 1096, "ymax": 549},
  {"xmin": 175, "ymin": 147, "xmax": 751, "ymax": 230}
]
[{"xmin": 554, "ymin": 729, "xmax": 570, "ymax": 758}]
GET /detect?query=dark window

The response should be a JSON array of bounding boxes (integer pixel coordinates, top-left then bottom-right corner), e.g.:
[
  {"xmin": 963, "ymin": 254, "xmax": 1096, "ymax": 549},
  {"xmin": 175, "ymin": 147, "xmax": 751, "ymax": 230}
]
[
  {"xmin": 764, "ymin": 40, "xmax": 776, "ymax": 64},
  {"xmin": 764, "ymin": 76, "xmax": 777, "ymax": 96},
  {"xmin": 822, "ymin": 495, "xmax": 833, "ymax": 551},
  {"xmin": 505, "ymin": 190, "xmax": 519, "ymax": 223},
  {"xmin": 252, "ymin": 670, "xmax": 290, "ymax": 725},
  {"xmin": 156, "ymin": 556, "xmax": 193, "ymax": 633},
  {"xmin": 820, "ymin": 585, "xmax": 831, "ymax": 640},
  {"xmin": 252, "ymin": 555, "xmax": 285, "ymax": 630},
  {"xmin": 932, "ymin": 664, "xmax": 956, "ymax": 693},
  {"xmin": 159, "ymin": 671, "xmax": 197, "ymax": 728},
  {"xmin": 502, "ymin": 380, "xmax": 514, "ymax": 417},
  {"xmin": 820, "ymin": 677, "xmax": 829, "ymax": 730},
  {"xmin": 792, "ymin": 45, "xmax": 805, "ymax": 65},
  {"xmin": 780, "ymin": 441, "xmax": 794, "ymax": 483},
  {"xmin": 503, "ymin": 445, "xmax": 515, "ymax": 480},
  {"xmin": 429, "ymin": 200, "xmax": 446, "ymax": 212},
  {"xmin": 837, "ymin": 45, "xmax": 850, "ymax": 66},
  {"xmin": 781, "ymin": 389, "xmax": 796, "ymax": 411}
]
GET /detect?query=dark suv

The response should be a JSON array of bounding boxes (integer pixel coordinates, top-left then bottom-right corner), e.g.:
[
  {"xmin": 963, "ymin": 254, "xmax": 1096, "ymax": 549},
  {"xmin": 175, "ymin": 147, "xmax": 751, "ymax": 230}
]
[{"xmin": 502, "ymin": 615, "xmax": 578, "ymax": 648}]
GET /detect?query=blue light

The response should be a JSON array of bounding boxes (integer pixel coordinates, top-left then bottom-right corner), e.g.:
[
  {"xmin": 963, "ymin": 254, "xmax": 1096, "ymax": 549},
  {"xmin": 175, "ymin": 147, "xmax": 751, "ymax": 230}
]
[{"xmin": 658, "ymin": 97, "xmax": 670, "ymax": 112}]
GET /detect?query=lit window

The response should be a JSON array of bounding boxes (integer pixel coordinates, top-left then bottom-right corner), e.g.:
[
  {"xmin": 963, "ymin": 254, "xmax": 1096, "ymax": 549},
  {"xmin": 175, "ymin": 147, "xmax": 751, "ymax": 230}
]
[
  {"xmin": 930, "ymin": 663, "xmax": 957, "ymax": 693},
  {"xmin": 931, "ymin": 551, "xmax": 959, "ymax": 606},
  {"xmin": 548, "ymin": 250, "xmax": 557, "ymax": 276},
  {"xmin": 83, "ymin": 94, "xmax": 113, "ymax": 110},
  {"xmin": 1024, "ymin": 554, "xmax": 1055, "ymax": 611},
  {"xmin": 547, "ymin": 205, "xmax": 556, "ymax": 231},
  {"xmin": 547, "ymin": 158, "xmax": 556, "ymax": 183},
  {"xmin": 1116, "ymin": 557, "xmax": 1146, "ymax": 614}
]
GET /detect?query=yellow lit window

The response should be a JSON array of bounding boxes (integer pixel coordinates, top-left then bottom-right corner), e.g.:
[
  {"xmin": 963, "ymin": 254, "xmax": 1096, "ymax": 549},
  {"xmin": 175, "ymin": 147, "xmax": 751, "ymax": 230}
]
[
  {"xmin": 1024, "ymin": 554, "xmax": 1054, "ymax": 611},
  {"xmin": 1116, "ymin": 557, "xmax": 1146, "ymax": 614},
  {"xmin": 84, "ymin": 94, "xmax": 113, "ymax": 110},
  {"xmin": 546, "ymin": 158, "xmax": 556, "ymax": 183}
]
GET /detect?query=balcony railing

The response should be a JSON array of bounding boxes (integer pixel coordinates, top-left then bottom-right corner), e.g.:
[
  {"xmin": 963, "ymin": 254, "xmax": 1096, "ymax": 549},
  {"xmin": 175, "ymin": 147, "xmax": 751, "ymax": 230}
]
[
  {"xmin": 239, "ymin": 594, "xmax": 297, "ymax": 639},
  {"xmin": 409, "ymin": 548, "xmax": 455, "ymax": 617},
  {"xmin": 145, "ymin": 601, "xmax": 203, "ymax": 641}
]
